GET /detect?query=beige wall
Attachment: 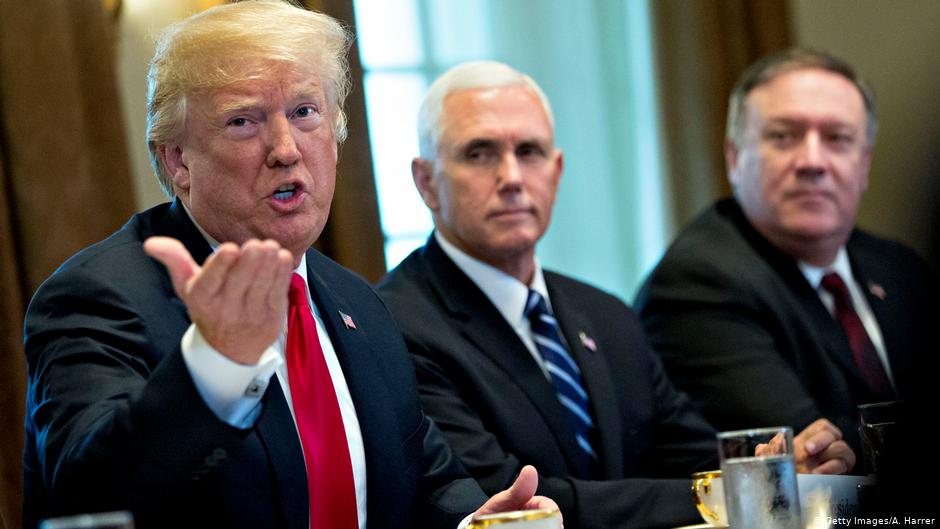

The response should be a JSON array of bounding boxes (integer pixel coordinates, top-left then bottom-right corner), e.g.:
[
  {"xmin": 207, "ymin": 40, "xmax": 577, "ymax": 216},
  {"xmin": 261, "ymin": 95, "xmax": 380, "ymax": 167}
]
[{"xmin": 790, "ymin": 0, "xmax": 940, "ymax": 268}]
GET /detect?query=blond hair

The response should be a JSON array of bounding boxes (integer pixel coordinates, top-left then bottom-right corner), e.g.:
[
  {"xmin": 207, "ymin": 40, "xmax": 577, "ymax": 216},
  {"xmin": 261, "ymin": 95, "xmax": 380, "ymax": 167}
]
[{"xmin": 146, "ymin": 0, "xmax": 352, "ymax": 196}]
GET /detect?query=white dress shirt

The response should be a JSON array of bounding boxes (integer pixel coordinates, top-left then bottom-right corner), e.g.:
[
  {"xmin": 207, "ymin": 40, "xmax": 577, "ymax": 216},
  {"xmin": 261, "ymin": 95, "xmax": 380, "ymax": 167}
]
[
  {"xmin": 177, "ymin": 209, "xmax": 368, "ymax": 528},
  {"xmin": 436, "ymin": 231, "xmax": 556, "ymax": 380},
  {"xmin": 798, "ymin": 247, "xmax": 896, "ymax": 388}
]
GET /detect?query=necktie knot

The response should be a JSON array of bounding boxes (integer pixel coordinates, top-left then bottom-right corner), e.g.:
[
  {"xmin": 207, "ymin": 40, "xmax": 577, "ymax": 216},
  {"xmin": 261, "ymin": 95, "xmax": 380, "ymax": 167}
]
[
  {"xmin": 289, "ymin": 273, "xmax": 308, "ymax": 308},
  {"xmin": 525, "ymin": 290, "xmax": 547, "ymax": 319},
  {"xmin": 821, "ymin": 272, "xmax": 851, "ymax": 308}
]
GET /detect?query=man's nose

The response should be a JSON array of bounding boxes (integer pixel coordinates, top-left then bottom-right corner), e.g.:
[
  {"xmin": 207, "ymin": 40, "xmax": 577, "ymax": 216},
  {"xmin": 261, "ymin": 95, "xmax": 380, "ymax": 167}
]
[
  {"xmin": 795, "ymin": 131, "xmax": 825, "ymax": 178},
  {"xmin": 497, "ymin": 153, "xmax": 523, "ymax": 189},
  {"xmin": 266, "ymin": 115, "xmax": 301, "ymax": 167}
]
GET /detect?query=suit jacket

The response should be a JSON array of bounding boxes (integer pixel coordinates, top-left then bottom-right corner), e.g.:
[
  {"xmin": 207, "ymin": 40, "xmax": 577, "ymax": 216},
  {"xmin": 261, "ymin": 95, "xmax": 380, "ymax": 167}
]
[
  {"xmin": 23, "ymin": 200, "xmax": 485, "ymax": 529},
  {"xmin": 634, "ymin": 198, "xmax": 939, "ymax": 457},
  {"xmin": 377, "ymin": 236, "xmax": 718, "ymax": 529}
]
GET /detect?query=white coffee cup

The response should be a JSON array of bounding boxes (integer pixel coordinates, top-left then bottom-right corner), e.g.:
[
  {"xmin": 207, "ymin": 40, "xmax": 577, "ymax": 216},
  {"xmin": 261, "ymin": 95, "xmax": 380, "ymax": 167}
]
[
  {"xmin": 468, "ymin": 508, "xmax": 561, "ymax": 529},
  {"xmin": 691, "ymin": 470, "xmax": 727, "ymax": 527}
]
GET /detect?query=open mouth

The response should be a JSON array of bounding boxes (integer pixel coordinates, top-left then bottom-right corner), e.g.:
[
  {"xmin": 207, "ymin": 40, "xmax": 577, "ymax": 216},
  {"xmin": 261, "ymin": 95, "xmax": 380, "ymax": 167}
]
[{"xmin": 273, "ymin": 183, "xmax": 299, "ymax": 201}]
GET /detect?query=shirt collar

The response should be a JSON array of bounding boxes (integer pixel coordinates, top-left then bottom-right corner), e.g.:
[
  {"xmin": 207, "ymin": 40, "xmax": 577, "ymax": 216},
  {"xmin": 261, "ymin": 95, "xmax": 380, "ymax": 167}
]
[
  {"xmin": 434, "ymin": 231, "xmax": 550, "ymax": 324},
  {"xmin": 798, "ymin": 247, "xmax": 853, "ymax": 289}
]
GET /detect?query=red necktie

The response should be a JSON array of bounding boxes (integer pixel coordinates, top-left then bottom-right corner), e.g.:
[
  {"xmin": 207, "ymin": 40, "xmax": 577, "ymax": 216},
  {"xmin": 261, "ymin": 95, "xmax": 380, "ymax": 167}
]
[
  {"xmin": 286, "ymin": 273, "xmax": 358, "ymax": 529},
  {"xmin": 820, "ymin": 272, "xmax": 894, "ymax": 400}
]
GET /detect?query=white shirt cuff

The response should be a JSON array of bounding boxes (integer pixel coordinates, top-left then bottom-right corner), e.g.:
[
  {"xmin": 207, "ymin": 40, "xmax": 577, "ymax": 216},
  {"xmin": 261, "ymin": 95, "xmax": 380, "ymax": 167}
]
[{"xmin": 180, "ymin": 323, "xmax": 282, "ymax": 429}]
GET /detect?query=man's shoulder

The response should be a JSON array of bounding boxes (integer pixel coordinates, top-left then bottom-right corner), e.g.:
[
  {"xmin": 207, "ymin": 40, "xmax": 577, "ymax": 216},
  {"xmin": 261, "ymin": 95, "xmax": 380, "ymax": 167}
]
[
  {"xmin": 376, "ymin": 242, "xmax": 440, "ymax": 302},
  {"xmin": 542, "ymin": 269, "xmax": 625, "ymax": 308},
  {"xmin": 34, "ymin": 203, "xmax": 174, "ymax": 294},
  {"xmin": 848, "ymin": 228, "xmax": 938, "ymax": 283},
  {"xmin": 646, "ymin": 199, "xmax": 765, "ymax": 282}
]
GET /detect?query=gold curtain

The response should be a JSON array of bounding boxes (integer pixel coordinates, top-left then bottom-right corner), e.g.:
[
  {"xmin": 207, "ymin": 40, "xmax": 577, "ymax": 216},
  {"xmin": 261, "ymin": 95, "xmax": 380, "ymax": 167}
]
[
  {"xmin": 307, "ymin": 0, "xmax": 387, "ymax": 282},
  {"xmin": 0, "ymin": 0, "xmax": 137, "ymax": 526},
  {"xmin": 652, "ymin": 0, "xmax": 791, "ymax": 229}
]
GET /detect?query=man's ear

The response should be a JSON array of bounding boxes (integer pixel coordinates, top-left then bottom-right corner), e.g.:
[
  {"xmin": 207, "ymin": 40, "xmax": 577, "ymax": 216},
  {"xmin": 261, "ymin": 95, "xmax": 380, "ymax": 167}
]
[
  {"xmin": 724, "ymin": 139, "xmax": 740, "ymax": 188},
  {"xmin": 412, "ymin": 157, "xmax": 440, "ymax": 211},
  {"xmin": 159, "ymin": 144, "xmax": 190, "ymax": 195},
  {"xmin": 859, "ymin": 145, "xmax": 872, "ymax": 193}
]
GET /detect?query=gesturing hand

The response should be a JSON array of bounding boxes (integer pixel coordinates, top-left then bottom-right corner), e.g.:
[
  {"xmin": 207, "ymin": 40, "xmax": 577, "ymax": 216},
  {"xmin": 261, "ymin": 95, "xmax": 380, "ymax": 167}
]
[
  {"xmin": 144, "ymin": 236, "xmax": 294, "ymax": 365},
  {"xmin": 472, "ymin": 466, "xmax": 563, "ymax": 527}
]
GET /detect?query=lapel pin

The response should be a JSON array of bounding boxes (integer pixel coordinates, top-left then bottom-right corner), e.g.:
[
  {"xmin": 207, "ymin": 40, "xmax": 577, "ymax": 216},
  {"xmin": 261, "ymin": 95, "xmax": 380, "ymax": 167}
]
[
  {"xmin": 339, "ymin": 310, "xmax": 357, "ymax": 330},
  {"xmin": 579, "ymin": 331, "xmax": 597, "ymax": 352},
  {"xmin": 867, "ymin": 281, "xmax": 887, "ymax": 301}
]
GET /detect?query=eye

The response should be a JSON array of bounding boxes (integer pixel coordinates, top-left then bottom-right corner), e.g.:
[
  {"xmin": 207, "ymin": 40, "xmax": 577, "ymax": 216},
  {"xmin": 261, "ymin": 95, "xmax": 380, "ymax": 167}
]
[
  {"xmin": 293, "ymin": 105, "xmax": 318, "ymax": 118},
  {"xmin": 463, "ymin": 144, "xmax": 496, "ymax": 164},
  {"xmin": 517, "ymin": 143, "xmax": 546, "ymax": 160},
  {"xmin": 228, "ymin": 117, "xmax": 249, "ymax": 127}
]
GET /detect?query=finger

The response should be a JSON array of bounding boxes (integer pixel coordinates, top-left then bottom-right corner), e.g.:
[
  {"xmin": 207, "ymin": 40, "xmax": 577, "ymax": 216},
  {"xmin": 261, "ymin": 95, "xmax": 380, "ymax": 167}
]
[
  {"xmin": 473, "ymin": 465, "xmax": 539, "ymax": 518},
  {"xmin": 798, "ymin": 419, "xmax": 842, "ymax": 456},
  {"xmin": 144, "ymin": 237, "xmax": 200, "ymax": 298},
  {"xmin": 242, "ymin": 240, "xmax": 278, "ymax": 309},
  {"xmin": 223, "ymin": 239, "xmax": 275, "ymax": 310},
  {"xmin": 267, "ymin": 248, "xmax": 295, "ymax": 312},
  {"xmin": 190, "ymin": 242, "xmax": 240, "ymax": 303},
  {"xmin": 810, "ymin": 457, "xmax": 849, "ymax": 475}
]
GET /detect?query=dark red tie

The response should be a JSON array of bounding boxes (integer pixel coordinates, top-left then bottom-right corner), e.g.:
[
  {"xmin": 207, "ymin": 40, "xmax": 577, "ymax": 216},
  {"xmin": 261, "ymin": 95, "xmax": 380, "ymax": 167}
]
[
  {"xmin": 820, "ymin": 272, "xmax": 894, "ymax": 400},
  {"xmin": 286, "ymin": 273, "xmax": 358, "ymax": 529}
]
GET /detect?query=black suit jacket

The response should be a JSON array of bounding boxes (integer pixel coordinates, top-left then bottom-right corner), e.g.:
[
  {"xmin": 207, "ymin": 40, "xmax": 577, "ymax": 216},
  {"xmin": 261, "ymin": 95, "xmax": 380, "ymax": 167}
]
[
  {"xmin": 635, "ymin": 198, "xmax": 939, "ymax": 457},
  {"xmin": 377, "ymin": 236, "xmax": 718, "ymax": 529},
  {"xmin": 23, "ymin": 200, "xmax": 485, "ymax": 529}
]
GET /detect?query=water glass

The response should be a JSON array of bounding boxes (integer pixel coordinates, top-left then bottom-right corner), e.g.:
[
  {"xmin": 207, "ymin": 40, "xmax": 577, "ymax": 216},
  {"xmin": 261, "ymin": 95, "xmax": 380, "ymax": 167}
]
[{"xmin": 718, "ymin": 426, "xmax": 802, "ymax": 529}]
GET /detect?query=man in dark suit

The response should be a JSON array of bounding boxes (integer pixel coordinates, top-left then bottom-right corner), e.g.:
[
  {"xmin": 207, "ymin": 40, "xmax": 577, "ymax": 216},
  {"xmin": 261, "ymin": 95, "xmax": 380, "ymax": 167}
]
[
  {"xmin": 378, "ymin": 61, "xmax": 854, "ymax": 529},
  {"xmin": 23, "ymin": 3, "xmax": 555, "ymax": 528},
  {"xmin": 634, "ymin": 49, "xmax": 938, "ymax": 463}
]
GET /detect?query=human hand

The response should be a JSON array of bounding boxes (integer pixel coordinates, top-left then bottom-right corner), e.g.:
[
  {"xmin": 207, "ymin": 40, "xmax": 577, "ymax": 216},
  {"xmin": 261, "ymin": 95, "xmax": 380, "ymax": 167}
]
[
  {"xmin": 793, "ymin": 418, "xmax": 855, "ymax": 474},
  {"xmin": 472, "ymin": 466, "xmax": 562, "ymax": 527},
  {"xmin": 144, "ymin": 236, "xmax": 294, "ymax": 364}
]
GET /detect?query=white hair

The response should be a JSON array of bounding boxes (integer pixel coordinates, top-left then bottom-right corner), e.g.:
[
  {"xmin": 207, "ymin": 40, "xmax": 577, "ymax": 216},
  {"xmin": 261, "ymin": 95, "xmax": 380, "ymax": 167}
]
[{"xmin": 416, "ymin": 61, "xmax": 554, "ymax": 159}]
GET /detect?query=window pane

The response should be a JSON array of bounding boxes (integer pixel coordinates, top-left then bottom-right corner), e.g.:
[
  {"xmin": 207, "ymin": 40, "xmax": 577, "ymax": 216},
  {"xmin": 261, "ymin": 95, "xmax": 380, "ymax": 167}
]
[
  {"xmin": 354, "ymin": 0, "xmax": 424, "ymax": 68},
  {"xmin": 362, "ymin": 72, "xmax": 433, "ymax": 244},
  {"xmin": 426, "ymin": 0, "xmax": 492, "ymax": 64},
  {"xmin": 384, "ymin": 234, "xmax": 432, "ymax": 270}
]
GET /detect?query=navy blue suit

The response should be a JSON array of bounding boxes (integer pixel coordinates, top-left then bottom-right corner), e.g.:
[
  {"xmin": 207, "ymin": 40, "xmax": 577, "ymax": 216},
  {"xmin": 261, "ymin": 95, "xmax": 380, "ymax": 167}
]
[
  {"xmin": 378, "ymin": 237, "xmax": 718, "ymax": 529},
  {"xmin": 24, "ymin": 200, "xmax": 484, "ymax": 529},
  {"xmin": 635, "ymin": 198, "xmax": 939, "ymax": 457}
]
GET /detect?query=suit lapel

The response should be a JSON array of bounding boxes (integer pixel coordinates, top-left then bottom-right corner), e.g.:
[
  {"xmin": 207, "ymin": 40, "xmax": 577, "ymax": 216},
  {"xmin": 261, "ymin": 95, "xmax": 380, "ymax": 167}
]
[
  {"xmin": 847, "ymin": 238, "xmax": 909, "ymax": 396},
  {"xmin": 728, "ymin": 202, "xmax": 870, "ymax": 390},
  {"xmin": 545, "ymin": 274, "xmax": 623, "ymax": 478},
  {"xmin": 255, "ymin": 383, "xmax": 308, "ymax": 529},
  {"xmin": 422, "ymin": 239, "xmax": 593, "ymax": 478}
]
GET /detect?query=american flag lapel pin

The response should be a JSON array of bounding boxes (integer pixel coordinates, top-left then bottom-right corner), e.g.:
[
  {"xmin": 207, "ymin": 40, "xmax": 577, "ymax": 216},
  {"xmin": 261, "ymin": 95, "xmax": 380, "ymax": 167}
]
[
  {"xmin": 339, "ymin": 310, "xmax": 357, "ymax": 330},
  {"xmin": 579, "ymin": 331, "xmax": 597, "ymax": 352},
  {"xmin": 867, "ymin": 281, "xmax": 887, "ymax": 301}
]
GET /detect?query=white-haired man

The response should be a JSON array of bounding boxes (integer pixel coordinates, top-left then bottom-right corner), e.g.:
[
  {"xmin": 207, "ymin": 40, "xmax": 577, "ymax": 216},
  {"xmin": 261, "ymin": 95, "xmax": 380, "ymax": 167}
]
[
  {"xmin": 23, "ymin": 3, "xmax": 556, "ymax": 528},
  {"xmin": 378, "ymin": 60, "xmax": 855, "ymax": 529}
]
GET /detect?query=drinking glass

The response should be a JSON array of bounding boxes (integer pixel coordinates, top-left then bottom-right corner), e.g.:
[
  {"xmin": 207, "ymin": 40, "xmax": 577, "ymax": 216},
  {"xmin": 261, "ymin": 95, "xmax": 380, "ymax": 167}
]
[
  {"xmin": 718, "ymin": 426, "xmax": 802, "ymax": 529},
  {"xmin": 40, "ymin": 511, "xmax": 134, "ymax": 529}
]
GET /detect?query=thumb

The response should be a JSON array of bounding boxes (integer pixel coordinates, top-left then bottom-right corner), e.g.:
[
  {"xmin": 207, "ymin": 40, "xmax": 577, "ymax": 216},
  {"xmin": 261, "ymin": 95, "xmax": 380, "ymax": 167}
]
[
  {"xmin": 474, "ymin": 465, "xmax": 539, "ymax": 518},
  {"xmin": 144, "ymin": 236, "xmax": 200, "ymax": 298}
]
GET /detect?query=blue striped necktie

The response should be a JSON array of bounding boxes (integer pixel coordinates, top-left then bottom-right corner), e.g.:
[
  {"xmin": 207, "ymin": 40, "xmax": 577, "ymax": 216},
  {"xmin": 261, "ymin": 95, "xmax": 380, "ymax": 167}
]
[{"xmin": 525, "ymin": 290, "xmax": 597, "ymax": 462}]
